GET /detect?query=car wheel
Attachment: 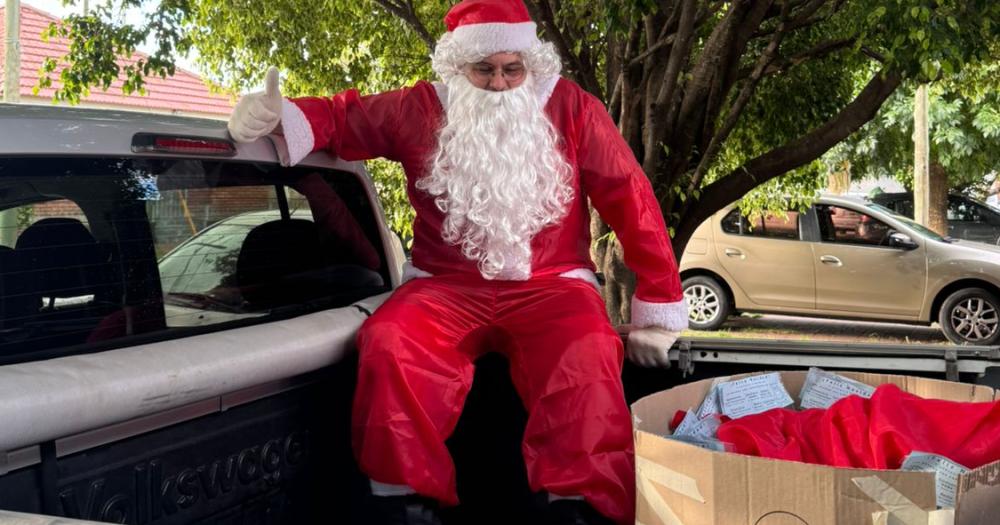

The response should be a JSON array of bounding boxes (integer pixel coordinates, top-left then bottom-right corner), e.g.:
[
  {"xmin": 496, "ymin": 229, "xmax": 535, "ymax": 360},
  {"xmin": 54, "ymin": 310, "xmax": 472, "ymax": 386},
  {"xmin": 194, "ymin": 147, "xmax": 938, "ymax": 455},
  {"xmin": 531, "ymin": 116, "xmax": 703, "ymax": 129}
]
[
  {"xmin": 682, "ymin": 275, "xmax": 731, "ymax": 330},
  {"xmin": 938, "ymin": 288, "xmax": 1000, "ymax": 345}
]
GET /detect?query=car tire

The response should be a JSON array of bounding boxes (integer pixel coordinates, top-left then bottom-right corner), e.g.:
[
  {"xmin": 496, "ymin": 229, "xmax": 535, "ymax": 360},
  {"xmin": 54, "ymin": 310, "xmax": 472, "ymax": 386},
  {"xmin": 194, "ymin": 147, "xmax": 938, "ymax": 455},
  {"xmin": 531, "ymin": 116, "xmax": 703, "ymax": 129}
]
[
  {"xmin": 682, "ymin": 275, "xmax": 732, "ymax": 331},
  {"xmin": 938, "ymin": 287, "xmax": 1000, "ymax": 345}
]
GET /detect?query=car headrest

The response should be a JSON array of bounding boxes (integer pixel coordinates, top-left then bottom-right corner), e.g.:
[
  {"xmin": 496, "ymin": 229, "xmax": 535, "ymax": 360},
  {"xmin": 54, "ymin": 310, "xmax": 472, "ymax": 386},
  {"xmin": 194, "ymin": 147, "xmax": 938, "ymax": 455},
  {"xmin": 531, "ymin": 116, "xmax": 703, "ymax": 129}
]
[
  {"xmin": 15, "ymin": 218, "xmax": 113, "ymax": 300},
  {"xmin": 0, "ymin": 246, "xmax": 20, "ymax": 326},
  {"xmin": 236, "ymin": 219, "xmax": 327, "ymax": 309}
]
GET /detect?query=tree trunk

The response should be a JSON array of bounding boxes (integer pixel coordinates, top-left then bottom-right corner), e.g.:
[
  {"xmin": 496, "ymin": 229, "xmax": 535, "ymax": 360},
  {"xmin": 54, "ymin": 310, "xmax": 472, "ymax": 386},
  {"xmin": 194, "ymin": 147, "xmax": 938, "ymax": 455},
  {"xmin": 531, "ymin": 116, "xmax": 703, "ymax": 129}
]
[
  {"xmin": 928, "ymin": 162, "xmax": 949, "ymax": 236},
  {"xmin": 913, "ymin": 84, "xmax": 931, "ymax": 227},
  {"xmin": 591, "ymin": 213, "xmax": 635, "ymax": 325}
]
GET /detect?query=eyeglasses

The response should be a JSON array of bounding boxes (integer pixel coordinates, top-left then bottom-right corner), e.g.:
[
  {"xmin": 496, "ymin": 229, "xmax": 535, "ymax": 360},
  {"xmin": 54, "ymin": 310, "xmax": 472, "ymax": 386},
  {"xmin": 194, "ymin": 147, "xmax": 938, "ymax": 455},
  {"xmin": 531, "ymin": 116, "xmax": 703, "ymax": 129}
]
[{"xmin": 467, "ymin": 62, "xmax": 527, "ymax": 82}]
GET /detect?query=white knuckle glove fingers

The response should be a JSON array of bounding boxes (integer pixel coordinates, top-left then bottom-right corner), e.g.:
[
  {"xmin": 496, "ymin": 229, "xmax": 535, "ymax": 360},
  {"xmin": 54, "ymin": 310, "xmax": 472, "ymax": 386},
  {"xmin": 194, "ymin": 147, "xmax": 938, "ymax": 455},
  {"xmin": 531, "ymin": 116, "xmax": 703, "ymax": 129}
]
[
  {"xmin": 247, "ymin": 99, "xmax": 279, "ymax": 124},
  {"xmin": 228, "ymin": 66, "xmax": 283, "ymax": 144},
  {"xmin": 229, "ymin": 95, "xmax": 280, "ymax": 142}
]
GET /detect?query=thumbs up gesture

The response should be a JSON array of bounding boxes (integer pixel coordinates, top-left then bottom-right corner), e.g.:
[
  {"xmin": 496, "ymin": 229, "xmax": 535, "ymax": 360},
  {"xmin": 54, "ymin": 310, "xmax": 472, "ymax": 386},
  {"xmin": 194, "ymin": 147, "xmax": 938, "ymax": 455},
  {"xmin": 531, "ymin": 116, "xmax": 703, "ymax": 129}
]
[{"xmin": 227, "ymin": 67, "xmax": 283, "ymax": 143}]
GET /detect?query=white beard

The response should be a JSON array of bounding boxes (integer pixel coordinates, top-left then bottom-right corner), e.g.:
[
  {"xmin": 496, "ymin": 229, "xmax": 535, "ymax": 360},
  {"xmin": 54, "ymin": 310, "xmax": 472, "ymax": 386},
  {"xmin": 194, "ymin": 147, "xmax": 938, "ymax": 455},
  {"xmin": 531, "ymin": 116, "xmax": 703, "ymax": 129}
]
[{"xmin": 417, "ymin": 73, "xmax": 574, "ymax": 280}]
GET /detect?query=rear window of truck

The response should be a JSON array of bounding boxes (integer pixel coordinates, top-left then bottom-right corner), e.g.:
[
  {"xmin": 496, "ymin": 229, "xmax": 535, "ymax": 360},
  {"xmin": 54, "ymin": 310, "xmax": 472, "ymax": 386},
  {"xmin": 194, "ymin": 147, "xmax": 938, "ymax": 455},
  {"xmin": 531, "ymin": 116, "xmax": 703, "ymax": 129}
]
[{"xmin": 0, "ymin": 157, "xmax": 389, "ymax": 364}]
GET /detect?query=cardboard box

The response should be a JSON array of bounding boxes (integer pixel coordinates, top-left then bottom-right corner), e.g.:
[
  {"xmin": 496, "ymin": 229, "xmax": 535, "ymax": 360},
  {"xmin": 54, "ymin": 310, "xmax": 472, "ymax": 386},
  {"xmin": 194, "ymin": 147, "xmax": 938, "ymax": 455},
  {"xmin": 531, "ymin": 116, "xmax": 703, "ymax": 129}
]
[{"xmin": 632, "ymin": 371, "xmax": 1000, "ymax": 525}]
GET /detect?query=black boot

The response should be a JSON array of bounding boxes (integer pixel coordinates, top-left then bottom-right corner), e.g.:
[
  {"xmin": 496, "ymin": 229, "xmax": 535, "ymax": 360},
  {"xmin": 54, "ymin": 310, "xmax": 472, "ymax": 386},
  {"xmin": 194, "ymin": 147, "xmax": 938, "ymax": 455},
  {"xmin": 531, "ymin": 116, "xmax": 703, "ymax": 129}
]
[
  {"xmin": 370, "ymin": 494, "xmax": 445, "ymax": 525},
  {"xmin": 546, "ymin": 499, "xmax": 615, "ymax": 525}
]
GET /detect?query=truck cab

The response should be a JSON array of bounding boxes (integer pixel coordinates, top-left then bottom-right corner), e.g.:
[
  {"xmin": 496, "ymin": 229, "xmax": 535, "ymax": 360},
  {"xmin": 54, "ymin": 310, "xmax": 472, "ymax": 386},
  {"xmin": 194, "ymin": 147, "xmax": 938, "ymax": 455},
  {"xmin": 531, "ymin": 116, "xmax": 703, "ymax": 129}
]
[{"xmin": 0, "ymin": 104, "xmax": 402, "ymax": 523}]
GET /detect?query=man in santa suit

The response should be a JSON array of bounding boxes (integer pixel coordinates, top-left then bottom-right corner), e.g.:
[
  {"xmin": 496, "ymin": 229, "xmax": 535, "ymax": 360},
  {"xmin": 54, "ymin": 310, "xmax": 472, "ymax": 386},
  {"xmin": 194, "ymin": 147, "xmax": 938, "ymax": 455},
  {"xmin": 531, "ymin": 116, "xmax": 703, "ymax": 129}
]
[{"xmin": 228, "ymin": 1, "xmax": 687, "ymax": 523}]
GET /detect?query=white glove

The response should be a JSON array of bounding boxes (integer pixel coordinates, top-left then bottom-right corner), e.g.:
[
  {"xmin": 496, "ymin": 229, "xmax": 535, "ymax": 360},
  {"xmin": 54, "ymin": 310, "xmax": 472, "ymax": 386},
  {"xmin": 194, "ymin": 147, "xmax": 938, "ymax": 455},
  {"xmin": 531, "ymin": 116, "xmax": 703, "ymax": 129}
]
[
  {"xmin": 227, "ymin": 66, "xmax": 283, "ymax": 143},
  {"xmin": 625, "ymin": 326, "xmax": 680, "ymax": 368}
]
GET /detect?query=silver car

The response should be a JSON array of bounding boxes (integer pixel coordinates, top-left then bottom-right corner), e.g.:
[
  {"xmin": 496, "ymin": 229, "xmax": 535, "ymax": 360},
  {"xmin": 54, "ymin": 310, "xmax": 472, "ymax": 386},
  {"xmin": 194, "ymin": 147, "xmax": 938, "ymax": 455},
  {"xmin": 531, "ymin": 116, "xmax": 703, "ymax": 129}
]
[{"xmin": 680, "ymin": 195, "xmax": 1000, "ymax": 345}]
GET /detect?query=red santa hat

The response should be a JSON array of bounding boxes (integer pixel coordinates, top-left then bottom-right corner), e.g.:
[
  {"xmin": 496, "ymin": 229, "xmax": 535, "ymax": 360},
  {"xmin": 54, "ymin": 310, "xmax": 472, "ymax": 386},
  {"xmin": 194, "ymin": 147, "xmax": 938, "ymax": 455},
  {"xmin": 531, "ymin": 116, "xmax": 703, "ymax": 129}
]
[{"xmin": 442, "ymin": 0, "xmax": 541, "ymax": 57}]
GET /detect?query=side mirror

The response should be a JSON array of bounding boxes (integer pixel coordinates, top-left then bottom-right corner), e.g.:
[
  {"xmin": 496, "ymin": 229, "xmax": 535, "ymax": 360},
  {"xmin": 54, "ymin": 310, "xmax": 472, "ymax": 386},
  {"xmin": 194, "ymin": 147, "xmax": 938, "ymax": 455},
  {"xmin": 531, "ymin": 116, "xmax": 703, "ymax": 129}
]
[{"xmin": 888, "ymin": 232, "xmax": 918, "ymax": 250}]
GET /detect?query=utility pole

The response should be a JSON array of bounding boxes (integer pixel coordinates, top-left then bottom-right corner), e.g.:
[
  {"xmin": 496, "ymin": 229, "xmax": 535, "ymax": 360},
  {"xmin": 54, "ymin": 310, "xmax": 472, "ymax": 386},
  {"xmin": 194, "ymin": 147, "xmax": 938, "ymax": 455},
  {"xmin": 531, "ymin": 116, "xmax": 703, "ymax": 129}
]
[
  {"xmin": 3, "ymin": 0, "xmax": 20, "ymax": 103},
  {"xmin": 913, "ymin": 84, "xmax": 930, "ymax": 227},
  {"xmin": 1, "ymin": 0, "xmax": 20, "ymax": 247}
]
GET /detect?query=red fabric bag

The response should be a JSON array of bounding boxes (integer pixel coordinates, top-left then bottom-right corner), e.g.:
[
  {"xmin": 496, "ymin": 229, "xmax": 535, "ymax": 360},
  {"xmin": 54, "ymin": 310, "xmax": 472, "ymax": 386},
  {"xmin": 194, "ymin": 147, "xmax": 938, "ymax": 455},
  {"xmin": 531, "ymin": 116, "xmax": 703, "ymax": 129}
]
[{"xmin": 717, "ymin": 384, "xmax": 1000, "ymax": 469}]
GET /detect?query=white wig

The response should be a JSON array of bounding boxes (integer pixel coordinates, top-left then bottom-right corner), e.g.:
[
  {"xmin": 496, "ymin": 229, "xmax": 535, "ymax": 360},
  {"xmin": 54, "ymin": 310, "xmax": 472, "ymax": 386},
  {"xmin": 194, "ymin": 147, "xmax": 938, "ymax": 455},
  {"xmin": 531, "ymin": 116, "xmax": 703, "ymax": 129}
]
[{"xmin": 430, "ymin": 32, "xmax": 563, "ymax": 83}]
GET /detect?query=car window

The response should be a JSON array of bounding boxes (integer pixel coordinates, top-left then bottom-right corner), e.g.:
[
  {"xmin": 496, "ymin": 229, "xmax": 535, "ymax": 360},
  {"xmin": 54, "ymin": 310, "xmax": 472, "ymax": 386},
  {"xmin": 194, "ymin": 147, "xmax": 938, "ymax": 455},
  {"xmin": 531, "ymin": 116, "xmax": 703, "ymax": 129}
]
[
  {"xmin": 154, "ymin": 187, "xmax": 317, "ymax": 317},
  {"xmin": 0, "ymin": 200, "xmax": 94, "ymax": 311},
  {"xmin": 948, "ymin": 197, "xmax": 983, "ymax": 222},
  {"xmin": 817, "ymin": 205, "xmax": 892, "ymax": 246},
  {"xmin": 0, "ymin": 157, "xmax": 389, "ymax": 364},
  {"xmin": 948, "ymin": 197, "xmax": 995, "ymax": 224},
  {"xmin": 864, "ymin": 203, "xmax": 945, "ymax": 242},
  {"xmin": 0, "ymin": 199, "xmax": 90, "ymax": 244},
  {"xmin": 720, "ymin": 208, "xmax": 800, "ymax": 240},
  {"xmin": 893, "ymin": 198, "xmax": 915, "ymax": 218}
]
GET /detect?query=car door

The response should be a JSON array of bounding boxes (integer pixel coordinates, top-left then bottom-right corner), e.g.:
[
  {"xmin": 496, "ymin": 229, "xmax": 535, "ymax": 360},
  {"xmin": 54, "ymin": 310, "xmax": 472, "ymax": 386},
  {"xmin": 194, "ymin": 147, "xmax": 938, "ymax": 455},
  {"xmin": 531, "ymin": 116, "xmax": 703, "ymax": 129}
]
[
  {"xmin": 713, "ymin": 208, "xmax": 815, "ymax": 309},
  {"xmin": 981, "ymin": 204, "xmax": 1000, "ymax": 245},
  {"xmin": 812, "ymin": 204, "xmax": 927, "ymax": 317}
]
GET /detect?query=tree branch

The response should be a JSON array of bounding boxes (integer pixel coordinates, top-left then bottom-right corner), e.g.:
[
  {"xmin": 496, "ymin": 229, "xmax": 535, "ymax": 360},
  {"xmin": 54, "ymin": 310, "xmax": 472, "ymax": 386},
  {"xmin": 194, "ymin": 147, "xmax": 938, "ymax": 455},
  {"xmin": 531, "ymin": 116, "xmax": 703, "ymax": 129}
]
[
  {"xmin": 659, "ymin": 0, "xmax": 773, "ymax": 194},
  {"xmin": 749, "ymin": 37, "xmax": 855, "ymax": 78},
  {"xmin": 628, "ymin": 34, "xmax": 677, "ymax": 68},
  {"xmin": 608, "ymin": 24, "xmax": 642, "ymax": 119},
  {"xmin": 685, "ymin": 0, "xmax": 792, "ymax": 201},
  {"xmin": 860, "ymin": 46, "xmax": 886, "ymax": 64},
  {"xmin": 631, "ymin": 0, "xmax": 724, "ymax": 68},
  {"xmin": 754, "ymin": 0, "xmax": 831, "ymax": 38},
  {"xmin": 526, "ymin": 0, "xmax": 602, "ymax": 97},
  {"xmin": 642, "ymin": 0, "xmax": 697, "ymax": 174},
  {"xmin": 372, "ymin": 0, "xmax": 436, "ymax": 52},
  {"xmin": 688, "ymin": 70, "xmax": 902, "ymax": 233}
]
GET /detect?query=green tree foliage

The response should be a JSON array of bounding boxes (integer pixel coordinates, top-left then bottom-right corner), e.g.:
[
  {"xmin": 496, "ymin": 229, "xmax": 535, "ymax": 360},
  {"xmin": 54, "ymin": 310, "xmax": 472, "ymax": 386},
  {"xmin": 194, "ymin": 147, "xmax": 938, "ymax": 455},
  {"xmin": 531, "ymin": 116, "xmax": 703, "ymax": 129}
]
[
  {"xmin": 39, "ymin": 0, "xmax": 1000, "ymax": 321},
  {"xmin": 369, "ymin": 159, "xmax": 414, "ymax": 245},
  {"xmin": 37, "ymin": 0, "xmax": 190, "ymax": 102},
  {"xmin": 830, "ymin": 55, "xmax": 1000, "ymax": 194}
]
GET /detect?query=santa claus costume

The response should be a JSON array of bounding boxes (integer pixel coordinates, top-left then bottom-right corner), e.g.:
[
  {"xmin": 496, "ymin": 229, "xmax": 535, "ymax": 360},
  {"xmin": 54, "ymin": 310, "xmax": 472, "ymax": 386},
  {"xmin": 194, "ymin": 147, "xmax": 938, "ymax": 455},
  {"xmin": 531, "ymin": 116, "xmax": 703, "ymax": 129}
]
[{"xmin": 276, "ymin": 1, "xmax": 688, "ymax": 523}]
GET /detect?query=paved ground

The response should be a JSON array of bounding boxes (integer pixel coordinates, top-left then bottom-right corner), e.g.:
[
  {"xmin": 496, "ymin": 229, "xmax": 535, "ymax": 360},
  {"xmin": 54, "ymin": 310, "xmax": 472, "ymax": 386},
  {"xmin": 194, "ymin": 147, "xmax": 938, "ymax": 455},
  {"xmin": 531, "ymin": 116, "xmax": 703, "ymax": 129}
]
[{"xmin": 685, "ymin": 313, "xmax": 950, "ymax": 345}]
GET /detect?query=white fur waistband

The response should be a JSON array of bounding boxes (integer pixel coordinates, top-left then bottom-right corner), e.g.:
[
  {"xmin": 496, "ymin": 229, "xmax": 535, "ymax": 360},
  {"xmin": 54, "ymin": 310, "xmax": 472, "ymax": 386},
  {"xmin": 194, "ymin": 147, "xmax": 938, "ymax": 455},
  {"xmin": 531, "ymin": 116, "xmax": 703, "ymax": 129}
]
[{"xmin": 401, "ymin": 261, "xmax": 600, "ymax": 290}]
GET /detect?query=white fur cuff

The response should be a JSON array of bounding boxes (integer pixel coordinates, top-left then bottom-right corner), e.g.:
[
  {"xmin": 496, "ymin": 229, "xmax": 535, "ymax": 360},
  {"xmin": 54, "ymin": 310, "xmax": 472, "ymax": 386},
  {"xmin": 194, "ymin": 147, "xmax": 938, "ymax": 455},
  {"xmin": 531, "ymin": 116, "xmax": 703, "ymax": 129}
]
[
  {"xmin": 451, "ymin": 22, "xmax": 541, "ymax": 56},
  {"xmin": 281, "ymin": 99, "xmax": 315, "ymax": 167},
  {"xmin": 631, "ymin": 296, "xmax": 689, "ymax": 332}
]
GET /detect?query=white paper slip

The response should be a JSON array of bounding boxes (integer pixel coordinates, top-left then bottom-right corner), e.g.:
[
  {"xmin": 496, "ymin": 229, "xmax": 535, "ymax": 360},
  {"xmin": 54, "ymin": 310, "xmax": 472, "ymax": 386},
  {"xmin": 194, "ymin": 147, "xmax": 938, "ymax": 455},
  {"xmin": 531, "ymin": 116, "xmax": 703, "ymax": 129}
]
[
  {"xmin": 672, "ymin": 409, "xmax": 699, "ymax": 436},
  {"xmin": 799, "ymin": 367, "xmax": 876, "ymax": 409},
  {"xmin": 673, "ymin": 409, "xmax": 721, "ymax": 439},
  {"xmin": 900, "ymin": 451, "xmax": 970, "ymax": 508},
  {"xmin": 695, "ymin": 377, "xmax": 726, "ymax": 419},
  {"xmin": 668, "ymin": 434, "xmax": 732, "ymax": 452},
  {"xmin": 718, "ymin": 372, "xmax": 794, "ymax": 419}
]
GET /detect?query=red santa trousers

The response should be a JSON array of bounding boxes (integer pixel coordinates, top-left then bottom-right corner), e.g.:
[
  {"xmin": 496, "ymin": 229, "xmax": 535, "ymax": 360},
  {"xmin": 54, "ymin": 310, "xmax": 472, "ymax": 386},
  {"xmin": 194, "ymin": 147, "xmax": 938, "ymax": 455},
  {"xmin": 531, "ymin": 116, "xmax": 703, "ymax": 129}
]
[{"xmin": 353, "ymin": 274, "xmax": 635, "ymax": 524}]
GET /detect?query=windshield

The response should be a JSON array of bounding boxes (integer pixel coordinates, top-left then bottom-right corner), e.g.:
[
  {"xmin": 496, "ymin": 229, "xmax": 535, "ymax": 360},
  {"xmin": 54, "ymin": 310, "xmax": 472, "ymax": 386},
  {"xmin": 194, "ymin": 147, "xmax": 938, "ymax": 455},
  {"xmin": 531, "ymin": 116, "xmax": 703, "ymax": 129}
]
[{"xmin": 865, "ymin": 203, "xmax": 946, "ymax": 242}]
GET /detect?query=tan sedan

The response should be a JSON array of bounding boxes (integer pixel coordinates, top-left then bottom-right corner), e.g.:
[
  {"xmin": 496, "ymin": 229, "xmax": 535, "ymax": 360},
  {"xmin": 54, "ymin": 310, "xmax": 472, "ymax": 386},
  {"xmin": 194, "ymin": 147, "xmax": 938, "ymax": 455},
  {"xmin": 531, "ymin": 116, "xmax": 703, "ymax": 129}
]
[{"xmin": 679, "ymin": 195, "xmax": 1000, "ymax": 345}]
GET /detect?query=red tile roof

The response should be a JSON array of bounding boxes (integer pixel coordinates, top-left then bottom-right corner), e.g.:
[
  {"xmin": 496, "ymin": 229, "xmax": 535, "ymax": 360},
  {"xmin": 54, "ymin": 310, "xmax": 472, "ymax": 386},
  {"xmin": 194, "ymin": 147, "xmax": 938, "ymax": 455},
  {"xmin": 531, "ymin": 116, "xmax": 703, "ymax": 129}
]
[{"xmin": 1, "ymin": 3, "xmax": 232, "ymax": 115}]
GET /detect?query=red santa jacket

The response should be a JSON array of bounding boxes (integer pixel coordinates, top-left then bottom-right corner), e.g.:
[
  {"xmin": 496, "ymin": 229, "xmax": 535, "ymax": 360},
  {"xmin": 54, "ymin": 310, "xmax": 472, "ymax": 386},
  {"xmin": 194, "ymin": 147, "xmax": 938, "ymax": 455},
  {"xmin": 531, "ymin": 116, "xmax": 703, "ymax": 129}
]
[{"xmin": 279, "ymin": 76, "xmax": 688, "ymax": 332}]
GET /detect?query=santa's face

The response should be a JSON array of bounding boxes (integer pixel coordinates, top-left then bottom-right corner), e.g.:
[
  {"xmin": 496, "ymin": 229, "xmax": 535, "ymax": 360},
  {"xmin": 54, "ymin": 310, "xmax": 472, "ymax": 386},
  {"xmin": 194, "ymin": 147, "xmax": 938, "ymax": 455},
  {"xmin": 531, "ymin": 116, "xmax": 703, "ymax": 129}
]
[
  {"xmin": 464, "ymin": 52, "xmax": 527, "ymax": 91},
  {"xmin": 417, "ymin": 65, "xmax": 573, "ymax": 280}
]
